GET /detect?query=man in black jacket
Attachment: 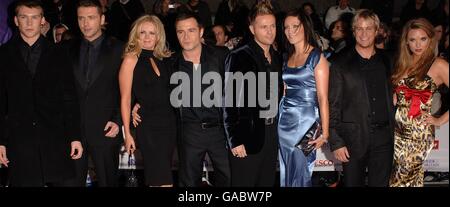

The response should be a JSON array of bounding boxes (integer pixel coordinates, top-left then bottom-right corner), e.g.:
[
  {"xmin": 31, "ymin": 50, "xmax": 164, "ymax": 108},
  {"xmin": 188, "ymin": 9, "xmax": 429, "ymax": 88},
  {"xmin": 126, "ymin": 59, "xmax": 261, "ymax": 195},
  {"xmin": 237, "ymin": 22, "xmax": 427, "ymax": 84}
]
[
  {"xmin": 0, "ymin": 0, "xmax": 82, "ymax": 187},
  {"xmin": 328, "ymin": 9, "xmax": 395, "ymax": 187},
  {"xmin": 171, "ymin": 13, "xmax": 230, "ymax": 187},
  {"xmin": 223, "ymin": 2, "xmax": 282, "ymax": 187},
  {"xmin": 63, "ymin": 0, "xmax": 123, "ymax": 187},
  {"xmin": 133, "ymin": 12, "xmax": 231, "ymax": 187}
]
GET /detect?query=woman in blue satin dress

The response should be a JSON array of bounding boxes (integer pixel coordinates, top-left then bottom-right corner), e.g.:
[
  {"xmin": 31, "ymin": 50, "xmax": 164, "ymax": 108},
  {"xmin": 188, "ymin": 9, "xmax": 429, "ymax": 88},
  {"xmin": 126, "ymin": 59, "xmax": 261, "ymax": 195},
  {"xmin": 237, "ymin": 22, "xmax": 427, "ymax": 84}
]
[{"xmin": 278, "ymin": 9, "xmax": 330, "ymax": 187}]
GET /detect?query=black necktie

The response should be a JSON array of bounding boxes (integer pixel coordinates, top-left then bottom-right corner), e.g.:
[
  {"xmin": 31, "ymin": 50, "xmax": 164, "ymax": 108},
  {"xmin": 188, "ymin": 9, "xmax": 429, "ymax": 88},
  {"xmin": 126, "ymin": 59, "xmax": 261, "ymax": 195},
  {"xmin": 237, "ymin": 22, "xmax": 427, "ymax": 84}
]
[
  {"xmin": 26, "ymin": 48, "xmax": 34, "ymax": 75},
  {"xmin": 83, "ymin": 43, "xmax": 92, "ymax": 80}
]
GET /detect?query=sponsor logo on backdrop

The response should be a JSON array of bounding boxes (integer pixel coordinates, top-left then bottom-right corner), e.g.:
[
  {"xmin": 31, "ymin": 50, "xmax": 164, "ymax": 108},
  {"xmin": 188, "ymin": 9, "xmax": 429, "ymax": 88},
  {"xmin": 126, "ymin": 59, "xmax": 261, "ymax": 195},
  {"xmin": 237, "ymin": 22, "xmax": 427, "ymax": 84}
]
[
  {"xmin": 433, "ymin": 140, "xmax": 439, "ymax": 150},
  {"xmin": 314, "ymin": 159, "xmax": 335, "ymax": 167},
  {"xmin": 424, "ymin": 159, "xmax": 440, "ymax": 168}
]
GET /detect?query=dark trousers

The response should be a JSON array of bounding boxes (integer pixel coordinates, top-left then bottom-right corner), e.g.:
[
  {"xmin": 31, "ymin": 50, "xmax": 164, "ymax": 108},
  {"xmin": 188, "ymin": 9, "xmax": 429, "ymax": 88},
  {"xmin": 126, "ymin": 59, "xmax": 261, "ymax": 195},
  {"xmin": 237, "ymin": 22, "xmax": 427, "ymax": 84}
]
[
  {"xmin": 230, "ymin": 123, "xmax": 278, "ymax": 187},
  {"xmin": 65, "ymin": 140, "xmax": 121, "ymax": 187},
  {"xmin": 342, "ymin": 126, "xmax": 394, "ymax": 187},
  {"xmin": 178, "ymin": 123, "xmax": 231, "ymax": 187}
]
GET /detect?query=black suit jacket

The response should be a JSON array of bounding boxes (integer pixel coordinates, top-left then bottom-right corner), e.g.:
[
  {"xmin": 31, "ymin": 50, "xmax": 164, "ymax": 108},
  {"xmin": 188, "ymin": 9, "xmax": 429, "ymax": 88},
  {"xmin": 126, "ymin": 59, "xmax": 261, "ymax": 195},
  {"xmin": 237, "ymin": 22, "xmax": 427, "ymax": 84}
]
[
  {"xmin": 328, "ymin": 47, "xmax": 395, "ymax": 158},
  {"xmin": 63, "ymin": 36, "xmax": 123, "ymax": 147},
  {"xmin": 223, "ymin": 40, "xmax": 282, "ymax": 154},
  {"xmin": 0, "ymin": 35, "xmax": 80, "ymax": 185}
]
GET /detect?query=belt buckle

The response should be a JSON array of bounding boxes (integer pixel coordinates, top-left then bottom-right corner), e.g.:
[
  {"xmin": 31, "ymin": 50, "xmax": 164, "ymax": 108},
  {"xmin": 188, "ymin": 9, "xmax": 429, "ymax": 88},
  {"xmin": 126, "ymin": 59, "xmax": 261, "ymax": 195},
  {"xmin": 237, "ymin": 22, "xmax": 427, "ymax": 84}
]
[
  {"xmin": 201, "ymin": 123, "xmax": 208, "ymax": 129},
  {"xmin": 265, "ymin": 118, "xmax": 274, "ymax": 125}
]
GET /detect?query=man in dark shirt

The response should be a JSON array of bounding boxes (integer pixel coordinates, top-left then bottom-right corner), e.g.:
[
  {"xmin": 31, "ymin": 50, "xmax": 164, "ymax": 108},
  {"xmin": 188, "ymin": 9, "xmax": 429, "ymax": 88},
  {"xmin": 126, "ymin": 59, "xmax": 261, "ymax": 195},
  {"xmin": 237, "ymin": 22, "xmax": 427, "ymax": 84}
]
[
  {"xmin": 172, "ymin": 13, "xmax": 230, "ymax": 187},
  {"xmin": 18, "ymin": 34, "xmax": 43, "ymax": 76},
  {"xmin": 63, "ymin": 0, "xmax": 124, "ymax": 187},
  {"xmin": 0, "ymin": 0, "xmax": 82, "ymax": 186},
  {"xmin": 134, "ymin": 12, "xmax": 231, "ymax": 187},
  {"xmin": 328, "ymin": 9, "xmax": 395, "ymax": 187},
  {"xmin": 223, "ymin": 2, "xmax": 282, "ymax": 187}
]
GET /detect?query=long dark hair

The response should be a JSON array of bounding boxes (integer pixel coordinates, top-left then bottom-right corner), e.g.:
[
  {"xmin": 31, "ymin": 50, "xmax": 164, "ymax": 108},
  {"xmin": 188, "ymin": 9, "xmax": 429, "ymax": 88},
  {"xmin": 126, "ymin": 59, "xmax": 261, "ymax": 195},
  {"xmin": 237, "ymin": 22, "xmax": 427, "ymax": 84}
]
[{"xmin": 283, "ymin": 8, "xmax": 318, "ymax": 59}]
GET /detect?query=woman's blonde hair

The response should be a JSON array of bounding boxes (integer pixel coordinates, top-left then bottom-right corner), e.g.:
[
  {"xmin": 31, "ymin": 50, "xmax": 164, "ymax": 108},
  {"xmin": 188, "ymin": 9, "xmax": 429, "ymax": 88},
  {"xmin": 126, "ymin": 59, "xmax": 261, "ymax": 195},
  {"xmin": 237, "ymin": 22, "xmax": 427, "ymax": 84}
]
[
  {"xmin": 392, "ymin": 18, "xmax": 436, "ymax": 85},
  {"xmin": 124, "ymin": 15, "xmax": 172, "ymax": 59}
]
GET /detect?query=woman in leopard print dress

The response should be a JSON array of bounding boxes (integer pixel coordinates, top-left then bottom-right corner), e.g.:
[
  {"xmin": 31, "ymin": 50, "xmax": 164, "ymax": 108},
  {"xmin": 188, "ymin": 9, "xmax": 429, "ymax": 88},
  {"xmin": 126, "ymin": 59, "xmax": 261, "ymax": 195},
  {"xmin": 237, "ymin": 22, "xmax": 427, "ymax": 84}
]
[{"xmin": 390, "ymin": 18, "xmax": 449, "ymax": 187}]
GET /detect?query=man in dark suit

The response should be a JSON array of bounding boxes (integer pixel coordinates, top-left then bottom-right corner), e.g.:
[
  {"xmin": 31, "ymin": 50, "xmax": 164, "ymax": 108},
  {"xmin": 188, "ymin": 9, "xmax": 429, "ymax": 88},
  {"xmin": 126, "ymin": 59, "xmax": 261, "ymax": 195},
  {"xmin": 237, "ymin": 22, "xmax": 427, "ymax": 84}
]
[
  {"xmin": 0, "ymin": 0, "xmax": 83, "ymax": 187},
  {"xmin": 223, "ymin": 2, "xmax": 282, "ymax": 187},
  {"xmin": 63, "ymin": 0, "xmax": 123, "ymax": 187},
  {"xmin": 132, "ymin": 12, "xmax": 231, "ymax": 187},
  {"xmin": 172, "ymin": 13, "xmax": 230, "ymax": 187},
  {"xmin": 328, "ymin": 9, "xmax": 395, "ymax": 187}
]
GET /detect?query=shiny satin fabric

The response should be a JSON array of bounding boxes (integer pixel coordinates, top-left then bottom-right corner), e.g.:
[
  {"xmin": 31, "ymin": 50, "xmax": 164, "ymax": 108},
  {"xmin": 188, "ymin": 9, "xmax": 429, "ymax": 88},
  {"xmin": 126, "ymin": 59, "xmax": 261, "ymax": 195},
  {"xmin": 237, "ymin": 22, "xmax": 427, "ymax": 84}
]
[{"xmin": 278, "ymin": 48, "xmax": 321, "ymax": 187}]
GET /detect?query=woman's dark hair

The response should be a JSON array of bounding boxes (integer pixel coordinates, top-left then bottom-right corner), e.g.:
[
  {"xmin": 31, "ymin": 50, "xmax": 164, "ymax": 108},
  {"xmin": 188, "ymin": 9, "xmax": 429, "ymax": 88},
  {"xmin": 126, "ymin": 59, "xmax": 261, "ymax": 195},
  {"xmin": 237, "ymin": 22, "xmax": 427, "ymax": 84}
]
[{"xmin": 283, "ymin": 8, "xmax": 319, "ymax": 59}]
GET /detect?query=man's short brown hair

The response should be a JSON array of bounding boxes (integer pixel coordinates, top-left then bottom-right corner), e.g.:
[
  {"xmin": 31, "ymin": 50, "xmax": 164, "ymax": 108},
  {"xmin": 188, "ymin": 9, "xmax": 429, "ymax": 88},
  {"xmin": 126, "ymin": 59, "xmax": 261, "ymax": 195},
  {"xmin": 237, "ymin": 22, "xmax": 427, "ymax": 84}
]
[
  {"xmin": 77, "ymin": 0, "xmax": 103, "ymax": 15},
  {"xmin": 14, "ymin": 0, "xmax": 44, "ymax": 16}
]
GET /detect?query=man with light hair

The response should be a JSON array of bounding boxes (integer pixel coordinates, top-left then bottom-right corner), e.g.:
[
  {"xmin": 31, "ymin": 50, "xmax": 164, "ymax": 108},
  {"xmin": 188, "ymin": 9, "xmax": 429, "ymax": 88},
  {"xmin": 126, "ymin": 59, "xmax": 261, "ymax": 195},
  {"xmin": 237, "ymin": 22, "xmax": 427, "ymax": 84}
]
[
  {"xmin": 328, "ymin": 9, "xmax": 395, "ymax": 187},
  {"xmin": 223, "ymin": 1, "xmax": 282, "ymax": 187}
]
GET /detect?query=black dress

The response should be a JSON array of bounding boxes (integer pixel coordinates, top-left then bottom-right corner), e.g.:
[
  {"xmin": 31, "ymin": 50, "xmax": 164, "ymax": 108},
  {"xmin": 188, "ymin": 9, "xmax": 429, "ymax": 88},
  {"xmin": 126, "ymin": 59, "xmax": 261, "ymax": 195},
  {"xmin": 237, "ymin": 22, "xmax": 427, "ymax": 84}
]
[{"xmin": 132, "ymin": 49, "xmax": 176, "ymax": 186}]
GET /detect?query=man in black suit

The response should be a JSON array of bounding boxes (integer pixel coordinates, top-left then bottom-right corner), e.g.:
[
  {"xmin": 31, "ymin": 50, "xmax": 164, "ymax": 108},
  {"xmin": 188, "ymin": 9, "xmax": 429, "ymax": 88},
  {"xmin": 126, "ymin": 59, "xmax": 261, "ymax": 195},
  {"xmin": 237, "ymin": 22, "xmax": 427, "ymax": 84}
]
[
  {"xmin": 328, "ymin": 9, "xmax": 395, "ymax": 187},
  {"xmin": 132, "ymin": 13, "xmax": 231, "ymax": 187},
  {"xmin": 223, "ymin": 2, "xmax": 282, "ymax": 187},
  {"xmin": 63, "ymin": 0, "xmax": 123, "ymax": 187},
  {"xmin": 171, "ymin": 13, "xmax": 230, "ymax": 187},
  {"xmin": 0, "ymin": 0, "xmax": 82, "ymax": 187}
]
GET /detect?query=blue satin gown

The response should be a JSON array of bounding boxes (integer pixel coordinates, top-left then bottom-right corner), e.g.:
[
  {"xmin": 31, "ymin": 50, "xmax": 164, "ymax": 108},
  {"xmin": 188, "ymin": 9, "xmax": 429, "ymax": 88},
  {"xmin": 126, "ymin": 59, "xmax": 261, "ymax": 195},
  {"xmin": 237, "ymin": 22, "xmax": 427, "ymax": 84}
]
[{"xmin": 278, "ymin": 48, "xmax": 321, "ymax": 187}]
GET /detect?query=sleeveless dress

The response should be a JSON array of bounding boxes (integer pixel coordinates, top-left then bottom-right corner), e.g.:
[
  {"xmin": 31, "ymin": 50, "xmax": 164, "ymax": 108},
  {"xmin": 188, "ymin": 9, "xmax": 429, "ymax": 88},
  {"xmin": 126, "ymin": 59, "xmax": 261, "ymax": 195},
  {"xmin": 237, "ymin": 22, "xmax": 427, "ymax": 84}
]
[
  {"xmin": 278, "ymin": 48, "xmax": 321, "ymax": 187},
  {"xmin": 132, "ymin": 49, "xmax": 176, "ymax": 186},
  {"xmin": 389, "ymin": 75, "xmax": 438, "ymax": 187}
]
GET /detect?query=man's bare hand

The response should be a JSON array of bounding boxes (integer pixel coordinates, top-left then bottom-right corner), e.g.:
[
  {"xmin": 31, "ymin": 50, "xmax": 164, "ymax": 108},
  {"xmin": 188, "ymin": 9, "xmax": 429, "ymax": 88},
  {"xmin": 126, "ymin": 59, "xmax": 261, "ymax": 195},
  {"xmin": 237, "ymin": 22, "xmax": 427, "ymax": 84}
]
[
  {"xmin": 231, "ymin": 145, "xmax": 247, "ymax": 158},
  {"xmin": 132, "ymin": 103, "xmax": 141, "ymax": 127},
  {"xmin": 70, "ymin": 141, "xmax": 83, "ymax": 160},
  {"xmin": 0, "ymin": 145, "xmax": 9, "ymax": 167},
  {"xmin": 333, "ymin": 146, "xmax": 350, "ymax": 162},
  {"xmin": 104, "ymin": 121, "xmax": 119, "ymax": 137}
]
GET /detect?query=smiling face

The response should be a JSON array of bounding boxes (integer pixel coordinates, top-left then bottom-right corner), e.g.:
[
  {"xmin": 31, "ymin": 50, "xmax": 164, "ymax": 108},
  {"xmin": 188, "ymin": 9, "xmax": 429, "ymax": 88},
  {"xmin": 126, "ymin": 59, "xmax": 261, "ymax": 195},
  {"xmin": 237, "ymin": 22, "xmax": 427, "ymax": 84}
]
[
  {"xmin": 353, "ymin": 18, "xmax": 377, "ymax": 49},
  {"xmin": 284, "ymin": 16, "xmax": 305, "ymax": 45},
  {"xmin": 14, "ymin": 6, "xmax": 45, "ymax": 42},
  {"xmin": 407, "ymin": 28, "xmax": 431, "ymax": 57},
  {"xmin": 138, "ymin": 21, "xmax": 157, "ymax": 50}
]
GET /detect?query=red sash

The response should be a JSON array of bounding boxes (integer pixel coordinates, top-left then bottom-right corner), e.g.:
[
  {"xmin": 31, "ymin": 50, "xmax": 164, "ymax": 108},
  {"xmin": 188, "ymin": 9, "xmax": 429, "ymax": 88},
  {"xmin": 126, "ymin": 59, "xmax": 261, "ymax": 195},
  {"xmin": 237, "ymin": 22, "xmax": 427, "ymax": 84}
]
[{"xmin": 395, "ymin": 85, "xmax": 432, "ymax": 118}]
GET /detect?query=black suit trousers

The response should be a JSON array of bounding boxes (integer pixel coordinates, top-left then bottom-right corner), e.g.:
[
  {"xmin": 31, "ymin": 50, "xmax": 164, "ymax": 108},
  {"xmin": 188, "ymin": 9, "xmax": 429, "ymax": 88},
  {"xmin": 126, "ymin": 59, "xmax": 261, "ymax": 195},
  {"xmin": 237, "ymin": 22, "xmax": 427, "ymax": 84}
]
[
  {"xmin": 229, "ymin": 123, "xmax": 278, "ymax": 187},
  {"xmin": 65, "ymin": 139, "xmax": 121, "ymax": 187},
  {"xmin": 178, "ymin": 123, "xmax": 231, "ymax": 187},
  {"xmin": 342, "ymin": 126, "xmax": 394, "ymax": 187}
]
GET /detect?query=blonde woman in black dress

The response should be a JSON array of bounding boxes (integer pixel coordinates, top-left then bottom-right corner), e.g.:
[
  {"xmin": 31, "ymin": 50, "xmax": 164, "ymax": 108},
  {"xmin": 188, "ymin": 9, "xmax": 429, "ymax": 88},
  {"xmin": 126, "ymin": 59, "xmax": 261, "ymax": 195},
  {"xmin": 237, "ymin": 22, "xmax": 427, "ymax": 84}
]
[{"xmin": 119, "ymin": 15, "xmax": 176, "ymax": 187}]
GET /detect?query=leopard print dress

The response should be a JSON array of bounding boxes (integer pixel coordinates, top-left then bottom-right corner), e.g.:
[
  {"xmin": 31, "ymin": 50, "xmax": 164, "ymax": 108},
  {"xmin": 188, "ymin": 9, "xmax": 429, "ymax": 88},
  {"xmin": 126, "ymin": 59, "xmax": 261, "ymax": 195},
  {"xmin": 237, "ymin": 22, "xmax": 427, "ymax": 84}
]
[{"xmin": 389, "ymin": 75, "xmax": 438, "ymax": 187}]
